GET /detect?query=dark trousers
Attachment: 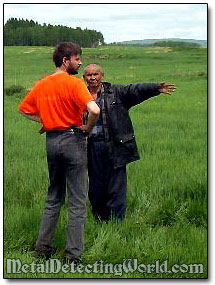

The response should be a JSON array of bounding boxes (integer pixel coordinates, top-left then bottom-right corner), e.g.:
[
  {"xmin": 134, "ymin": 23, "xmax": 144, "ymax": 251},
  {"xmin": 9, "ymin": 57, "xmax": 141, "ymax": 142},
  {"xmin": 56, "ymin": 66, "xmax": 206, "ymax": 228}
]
[
  {"xmin": 36, "ymin": 130, "xmax": 88, "ymax": 259},
  {"xmin": 88, "ymin": 139, "xmax": 126, "ymax": 221}
]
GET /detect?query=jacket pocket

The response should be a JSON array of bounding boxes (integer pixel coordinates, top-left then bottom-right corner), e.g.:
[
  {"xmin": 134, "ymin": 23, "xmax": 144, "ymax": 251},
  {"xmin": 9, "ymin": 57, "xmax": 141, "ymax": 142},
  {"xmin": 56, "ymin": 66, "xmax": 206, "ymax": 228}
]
[{"xmin": 115, "ymin": 133, "xmax": 135, "ymax": 144}]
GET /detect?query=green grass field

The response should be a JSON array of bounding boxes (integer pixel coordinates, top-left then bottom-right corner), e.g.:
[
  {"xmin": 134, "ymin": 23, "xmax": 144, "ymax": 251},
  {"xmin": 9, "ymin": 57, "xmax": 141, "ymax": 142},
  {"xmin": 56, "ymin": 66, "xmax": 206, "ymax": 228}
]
[{"xmin": 4, "ymin": 45, "xmax": 207, "ymax": 278}]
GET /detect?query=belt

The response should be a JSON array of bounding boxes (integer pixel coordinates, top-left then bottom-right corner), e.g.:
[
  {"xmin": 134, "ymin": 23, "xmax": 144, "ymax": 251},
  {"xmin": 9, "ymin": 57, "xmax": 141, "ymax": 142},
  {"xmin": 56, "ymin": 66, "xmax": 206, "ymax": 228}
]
[{"xmin": 48, "ymin": 126, "xmax": 85, "ymax": 135}]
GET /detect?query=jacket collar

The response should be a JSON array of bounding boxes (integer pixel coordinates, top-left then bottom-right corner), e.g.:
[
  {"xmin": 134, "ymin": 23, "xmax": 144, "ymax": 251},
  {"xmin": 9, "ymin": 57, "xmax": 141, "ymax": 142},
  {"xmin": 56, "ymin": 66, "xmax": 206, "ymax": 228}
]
[{"xmin": 102, "ymin": 82, "xmax": 112, "ymax": 93}]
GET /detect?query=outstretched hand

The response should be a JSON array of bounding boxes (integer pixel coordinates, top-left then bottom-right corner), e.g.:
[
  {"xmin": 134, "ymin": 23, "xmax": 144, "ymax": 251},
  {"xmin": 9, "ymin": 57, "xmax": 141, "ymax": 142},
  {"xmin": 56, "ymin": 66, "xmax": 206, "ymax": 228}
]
[{"xmin": 158, "ymin": 82, "xmax": 176, "ymax": 95}]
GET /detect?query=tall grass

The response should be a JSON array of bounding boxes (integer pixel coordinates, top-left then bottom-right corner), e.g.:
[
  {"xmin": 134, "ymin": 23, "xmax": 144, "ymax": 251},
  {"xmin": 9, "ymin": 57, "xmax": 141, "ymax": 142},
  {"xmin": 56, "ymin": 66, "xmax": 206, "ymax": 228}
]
[{"xmin": 4, "ymin": 45, "xmax": 207, "ymax": 278}]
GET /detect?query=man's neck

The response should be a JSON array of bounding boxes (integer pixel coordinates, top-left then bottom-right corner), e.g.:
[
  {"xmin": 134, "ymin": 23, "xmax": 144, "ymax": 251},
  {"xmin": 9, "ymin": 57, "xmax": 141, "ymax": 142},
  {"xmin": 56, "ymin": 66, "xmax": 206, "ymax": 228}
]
[
  {"xmin": 88, "ymin": 84, "xmax": 102, "ymax": 99},
  {"xmin": 54, "ymin": 67, "xmax": 68, "ymax": 75}
]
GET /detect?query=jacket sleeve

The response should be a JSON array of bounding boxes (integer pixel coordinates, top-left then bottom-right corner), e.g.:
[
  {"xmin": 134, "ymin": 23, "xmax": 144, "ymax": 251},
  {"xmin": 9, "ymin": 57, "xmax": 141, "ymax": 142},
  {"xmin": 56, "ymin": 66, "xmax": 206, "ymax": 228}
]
[{"xmin": 113, "ymin": 83, "xmax": 160, "ymax": 109}]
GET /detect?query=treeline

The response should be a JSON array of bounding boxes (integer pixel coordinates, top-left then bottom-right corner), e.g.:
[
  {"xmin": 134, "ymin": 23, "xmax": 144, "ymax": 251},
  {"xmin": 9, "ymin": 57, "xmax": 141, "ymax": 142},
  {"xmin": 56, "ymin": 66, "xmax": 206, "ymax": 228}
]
[
  {"xmin": 151, "ymin": 41, "xmax": 200, "ymax": 48},
  {"xmin": 4, "ymin": 18, "xmax": 104, "ymax": 47},
  {"xmin": 111, "ymin": 41, "xmax": 200, "ymax": 48}
]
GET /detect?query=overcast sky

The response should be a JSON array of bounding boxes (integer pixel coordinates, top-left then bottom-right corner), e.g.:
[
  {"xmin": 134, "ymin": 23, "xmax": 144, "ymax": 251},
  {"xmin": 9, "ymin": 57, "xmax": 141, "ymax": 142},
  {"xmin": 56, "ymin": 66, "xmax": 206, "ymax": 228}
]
[{"xmin": 4, "ymin": 3, "xmax": 207, "ymax": 43}]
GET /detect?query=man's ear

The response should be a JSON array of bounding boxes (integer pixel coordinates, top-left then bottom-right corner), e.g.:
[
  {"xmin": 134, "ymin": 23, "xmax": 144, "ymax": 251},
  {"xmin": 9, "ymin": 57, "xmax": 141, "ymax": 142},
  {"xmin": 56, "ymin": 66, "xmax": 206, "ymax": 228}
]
[{"xmin": 62, "ymin": 56, "xmax": 68, "ymax": 64}]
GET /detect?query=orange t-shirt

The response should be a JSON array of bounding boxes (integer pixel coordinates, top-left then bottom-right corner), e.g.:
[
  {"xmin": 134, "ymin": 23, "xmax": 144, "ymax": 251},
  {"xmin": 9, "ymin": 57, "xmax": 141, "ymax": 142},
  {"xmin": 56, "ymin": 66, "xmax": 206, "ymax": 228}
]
[{"xmin": 18, "ymin": 73, "xmax": 93, "ymax": 131}]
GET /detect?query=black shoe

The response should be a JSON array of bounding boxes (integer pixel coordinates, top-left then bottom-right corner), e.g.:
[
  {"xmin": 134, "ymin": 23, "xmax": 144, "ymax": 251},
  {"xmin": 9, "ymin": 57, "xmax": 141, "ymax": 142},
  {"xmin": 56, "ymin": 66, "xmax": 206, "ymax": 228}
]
[
  {"xmin": 64, "ymin": 257, "xmax": 81, "ymax": 266},
  {"xmin": 32, "ymin": 247, "xmax": 56, "ymax": 260},
  {"xmin": 33, "ymin": 250, "xmax": 51, "ymax": 260}
]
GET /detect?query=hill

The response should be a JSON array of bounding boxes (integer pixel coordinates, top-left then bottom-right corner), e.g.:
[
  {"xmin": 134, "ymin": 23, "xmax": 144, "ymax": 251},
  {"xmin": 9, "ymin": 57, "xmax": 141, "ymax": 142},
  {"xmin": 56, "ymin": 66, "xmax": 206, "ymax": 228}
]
[{"xmin": 114, "ymin": 38, "xmax": 207, "ymax": 47}]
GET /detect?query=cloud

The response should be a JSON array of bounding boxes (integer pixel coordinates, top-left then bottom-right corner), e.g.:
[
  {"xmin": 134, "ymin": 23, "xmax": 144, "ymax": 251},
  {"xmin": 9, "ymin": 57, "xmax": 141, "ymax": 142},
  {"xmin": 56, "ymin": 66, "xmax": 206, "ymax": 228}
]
[{"xmin": 4, "ymin": 3, "xmax": 207, "ymax": 43}]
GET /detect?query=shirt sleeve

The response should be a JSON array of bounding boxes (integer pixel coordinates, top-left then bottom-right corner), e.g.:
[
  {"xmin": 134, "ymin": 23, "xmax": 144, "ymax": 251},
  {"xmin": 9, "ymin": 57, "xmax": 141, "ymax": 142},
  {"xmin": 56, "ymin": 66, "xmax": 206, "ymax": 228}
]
[
  {"xmin": 18, "ymin": 86, "xmax": 38, "ymax": 115},
  {"xmin": 71, "ymin": 79, "xmax": 94, "ymax": 111}
]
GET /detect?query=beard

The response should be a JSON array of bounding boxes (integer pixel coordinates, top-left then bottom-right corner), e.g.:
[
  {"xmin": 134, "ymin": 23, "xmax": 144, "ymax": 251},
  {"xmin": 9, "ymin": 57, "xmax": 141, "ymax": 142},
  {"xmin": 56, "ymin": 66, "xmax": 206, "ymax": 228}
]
[
  {"xmin": 67, "ymin": 62, "xmax": 80, "ymax": 75},
  {"xmin": 67, "ymin": 67, "xmax": 78, "ymax": 75},
  {"xmin": 68, "ymin": 69, "xmax": 78, "ymax": 75}
]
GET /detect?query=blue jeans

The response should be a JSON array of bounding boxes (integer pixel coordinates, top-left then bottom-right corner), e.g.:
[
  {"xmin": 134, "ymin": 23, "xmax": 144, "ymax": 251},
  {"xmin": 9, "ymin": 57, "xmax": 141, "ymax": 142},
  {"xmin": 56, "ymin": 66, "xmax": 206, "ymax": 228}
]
[{"xmin": 36, "ymin": 129, "xmax": 88, "ymax": 259}]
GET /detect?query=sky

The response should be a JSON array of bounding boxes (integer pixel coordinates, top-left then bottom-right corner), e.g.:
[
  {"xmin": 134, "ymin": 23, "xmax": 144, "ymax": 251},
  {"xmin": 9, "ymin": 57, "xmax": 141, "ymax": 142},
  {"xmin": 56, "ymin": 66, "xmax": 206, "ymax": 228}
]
[{"xmin": 3, "ymin": 3, "xmax": 207, "ymax": 43}]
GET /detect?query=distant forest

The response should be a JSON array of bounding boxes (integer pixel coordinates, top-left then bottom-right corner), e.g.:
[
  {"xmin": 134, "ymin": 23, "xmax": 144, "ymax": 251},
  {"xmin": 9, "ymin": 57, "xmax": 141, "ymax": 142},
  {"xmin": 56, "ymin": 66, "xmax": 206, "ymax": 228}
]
[
  {"xmin": 112, "ymin": 40, "xmax": 202, "ymax": 48},
  {"xmin": 150, "ymin": 41, "xmax": 200, "ymax": 48},
  {"xmin": 4, "ymin": 18, "xmax": 105, "ymax": 47}
]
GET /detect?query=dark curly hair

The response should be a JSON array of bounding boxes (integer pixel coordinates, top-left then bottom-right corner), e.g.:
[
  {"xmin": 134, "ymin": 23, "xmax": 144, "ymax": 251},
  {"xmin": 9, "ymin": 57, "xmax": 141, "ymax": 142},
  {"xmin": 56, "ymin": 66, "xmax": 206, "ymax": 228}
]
[{"xmin": 53, "ymin": 42, "xmax": 82, "ymax": 67}]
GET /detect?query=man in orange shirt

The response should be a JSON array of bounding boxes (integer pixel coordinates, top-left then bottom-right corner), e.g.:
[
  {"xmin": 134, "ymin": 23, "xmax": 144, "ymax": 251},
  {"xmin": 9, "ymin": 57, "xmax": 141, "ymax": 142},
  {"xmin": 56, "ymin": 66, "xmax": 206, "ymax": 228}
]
[{"xmin": 19, "ymin": 42, "xmax": 100, "ymax": 263}]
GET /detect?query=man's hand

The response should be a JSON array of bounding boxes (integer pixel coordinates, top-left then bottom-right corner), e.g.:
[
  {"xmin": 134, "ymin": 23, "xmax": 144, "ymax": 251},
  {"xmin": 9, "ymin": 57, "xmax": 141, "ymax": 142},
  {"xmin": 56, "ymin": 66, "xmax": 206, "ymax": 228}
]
[
  {"xmin": 158, "ymin": 82, "xmax": 176, "ymax": 95},
  {"xmin": 78, "ymin": 125, "xmax": 91, "ymax": 133},
  {"xmin": 38, "ymin": 126, "xmax": 45, "ymax": 134},
  {"xmin": 19, "ymin": 111, "xmax": 41, "ymax": 123}
]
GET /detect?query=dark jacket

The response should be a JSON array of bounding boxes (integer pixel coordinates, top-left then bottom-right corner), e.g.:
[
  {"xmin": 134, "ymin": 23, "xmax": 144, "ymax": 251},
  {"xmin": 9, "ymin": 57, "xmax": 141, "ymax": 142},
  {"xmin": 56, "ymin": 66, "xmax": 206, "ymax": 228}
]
[{"xmin": 92, "ymin": 82, "xmax": 160, "ymax": 168}]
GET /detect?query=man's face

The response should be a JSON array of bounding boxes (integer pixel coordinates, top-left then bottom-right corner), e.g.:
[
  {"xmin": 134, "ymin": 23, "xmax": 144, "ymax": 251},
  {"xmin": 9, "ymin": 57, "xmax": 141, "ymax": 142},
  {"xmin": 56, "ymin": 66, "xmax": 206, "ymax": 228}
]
[
  {"xmin": 83, "ymin": 66, "xmax": 104, "ymax": 87},
  {"xmin": 65, "ymin": 55, "xmax": 82, "ymax": 75}
]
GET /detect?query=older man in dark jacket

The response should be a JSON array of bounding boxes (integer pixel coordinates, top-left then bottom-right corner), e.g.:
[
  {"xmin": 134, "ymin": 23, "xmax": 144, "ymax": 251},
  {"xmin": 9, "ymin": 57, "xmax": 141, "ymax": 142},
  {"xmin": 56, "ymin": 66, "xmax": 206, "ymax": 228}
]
[{"xmin": 83, "ymin": 64, "xmax": 176, "ymax": 221}]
